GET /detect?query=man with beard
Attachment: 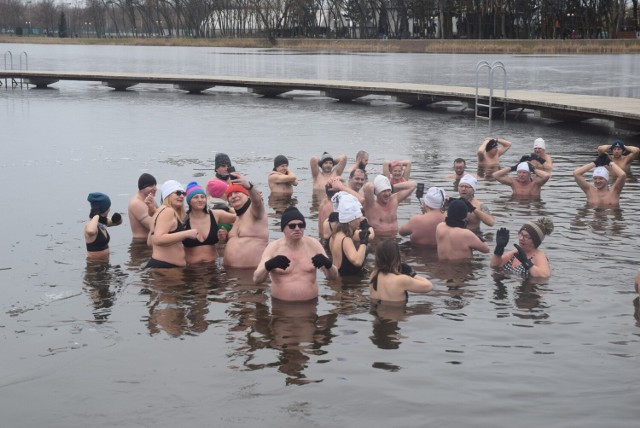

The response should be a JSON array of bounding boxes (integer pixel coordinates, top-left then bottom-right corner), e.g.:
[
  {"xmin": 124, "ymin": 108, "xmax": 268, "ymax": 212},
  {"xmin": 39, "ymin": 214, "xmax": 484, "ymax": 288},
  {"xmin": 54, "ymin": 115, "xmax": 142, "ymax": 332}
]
[
  {"xmin": 446, "ymin": 158, "xmax": 475, "ymax": 181},
  {"xmin": 128, "ymin": 173, "xmax": 158, "ymax": 240},
  {"xmin": 253, "ymin": 206, "xmax": 338, "ymax": 301},
  {"xmin": 491, "ymin": 158, "xmax": 551, "ymax": 197},
  {"xmin": 456, "ymin": 174, "xmax": 495, "ymax": 233},
  {"xmin": 363, "ymin": 175, "xmax": 416, "ymax": 236},
  {"xmin": 573, "ymin": 153, "xmax": 626, "ymax": 207},
  {"xmin": 223, "ymin": 172, "xmax": 269, "ymax": 269},
  {"xmin": 597, "ymin": 140, "xmax": 639, "ymax": 178},
  {"xmin": 310, "ymin": 151, "xmax": 347, "ymax": 191}
]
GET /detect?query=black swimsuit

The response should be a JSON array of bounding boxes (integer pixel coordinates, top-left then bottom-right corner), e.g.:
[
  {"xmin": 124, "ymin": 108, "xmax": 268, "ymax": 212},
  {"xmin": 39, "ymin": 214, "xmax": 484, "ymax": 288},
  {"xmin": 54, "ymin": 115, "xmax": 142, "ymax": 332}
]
[
  {"xmin": 145, "ymin": 208, "xmax": 185, "ymax": 269},
  {"xmin": 183, "ymin": 211, "xmax": 219, "ymax": 248},
  {"xmin": 338, "ymin": 237, "xmax": 364, "ymax": 276},
  {"xmin": 86, "ymin": 224, "xmax": 110, "ymax": 252}
]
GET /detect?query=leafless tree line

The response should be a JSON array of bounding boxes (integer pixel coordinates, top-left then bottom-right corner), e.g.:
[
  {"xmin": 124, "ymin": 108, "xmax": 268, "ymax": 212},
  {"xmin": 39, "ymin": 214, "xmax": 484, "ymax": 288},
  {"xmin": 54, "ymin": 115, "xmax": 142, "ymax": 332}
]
[{"xmin": 1, "ymin": 0, "xmax": 637, "ymax": 40}]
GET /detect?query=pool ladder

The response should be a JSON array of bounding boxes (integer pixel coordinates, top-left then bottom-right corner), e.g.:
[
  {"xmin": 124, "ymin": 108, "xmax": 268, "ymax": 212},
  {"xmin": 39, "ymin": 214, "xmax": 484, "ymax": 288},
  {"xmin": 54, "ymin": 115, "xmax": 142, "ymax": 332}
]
[
  {"xmin": 475, "ymin": 61, "xmax": 507, "ymax": 120},
  {"xmin": 2, "ymin": 50, "xmax": 28, "ymax": 88}
]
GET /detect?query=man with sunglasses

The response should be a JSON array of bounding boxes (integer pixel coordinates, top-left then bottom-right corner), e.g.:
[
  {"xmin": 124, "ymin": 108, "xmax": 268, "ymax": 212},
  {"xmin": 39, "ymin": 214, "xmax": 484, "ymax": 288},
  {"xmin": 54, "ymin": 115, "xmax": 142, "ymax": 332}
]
[
  {"xmin": 223, "ymin": 172, "xmax": 269, "ymax": 269},
  {"xmin": 254, "ymin": 206, "xmax": 337, "ymax": 301}
]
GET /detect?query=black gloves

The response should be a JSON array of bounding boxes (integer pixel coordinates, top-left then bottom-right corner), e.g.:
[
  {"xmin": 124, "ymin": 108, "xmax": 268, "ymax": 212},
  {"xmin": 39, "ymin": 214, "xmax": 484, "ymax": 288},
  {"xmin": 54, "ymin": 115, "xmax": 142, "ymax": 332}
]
[
  {"xmin": 594, "ymin": 153, "xmax": 611, "ymax": 167},
  {"xmin": 90, "ymin": 208, "xmax": 101, "ymax": 218},
  {"xmin": 111, "ymin": 212, "xmax": 122, "ymax": 225},
  {"xmin": 400, "ymin": 262, "xmax": 417, "ymax": 277},
  {"xmin": 328, "ymin": 212, "xmax": 339, "ymax": 223},
  {"xmin": 510, "ymin": 163, "xmax": 519, "ymax": 172},
  {"xmin": 460, "ymin": 198, "xmax": 476, "ymax": 213},
  {"xmin": 311, "ymin": 253, "xmax": 332, "ymax": 269},
  {"xmin": 265, "ymin": 255, "xmax": 290, "ymax": 271},
  {"xmin": 519, "ymin": 155, "xmax": 532, "ymax": 163},
  {"xmin": 527, "ymin": 162, "xmax": 535, "ymax": 174},
  {"xmin": 359, "ymin": 228, "xmax": 370, "ymax": 245},
  {"xmin": 530, "ymin": 153, "xmax": 546, "ymax": 164},
  {"xmin": 514, "ymin": 244, "xmax": 534, "ymax": 270},
  {"xmin": 494, "ymin": 227, "xmax": 509, "ymax": 256},
  {"xmin": 359, "ymin": 218, "xmax": 370, "ymax": 232},
  {"xmin": 98, "ymin": 216, "xmax": 109, "ymax": 225}
]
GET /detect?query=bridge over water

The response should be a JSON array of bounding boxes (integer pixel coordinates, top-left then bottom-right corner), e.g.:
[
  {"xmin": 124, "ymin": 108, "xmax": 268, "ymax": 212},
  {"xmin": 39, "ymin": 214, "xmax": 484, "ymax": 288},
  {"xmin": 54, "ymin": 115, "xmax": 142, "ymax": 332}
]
[{"xmin": 2, "ymin": 70, "xmax": 639, "ymax": 131}]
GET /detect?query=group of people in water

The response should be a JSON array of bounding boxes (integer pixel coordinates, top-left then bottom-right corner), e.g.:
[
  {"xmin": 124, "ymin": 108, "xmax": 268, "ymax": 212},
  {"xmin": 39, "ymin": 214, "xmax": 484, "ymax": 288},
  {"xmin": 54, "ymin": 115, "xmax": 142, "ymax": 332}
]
[{"xmin": 84, "ymin": 137, "xmax": 640, "ymax": 302}]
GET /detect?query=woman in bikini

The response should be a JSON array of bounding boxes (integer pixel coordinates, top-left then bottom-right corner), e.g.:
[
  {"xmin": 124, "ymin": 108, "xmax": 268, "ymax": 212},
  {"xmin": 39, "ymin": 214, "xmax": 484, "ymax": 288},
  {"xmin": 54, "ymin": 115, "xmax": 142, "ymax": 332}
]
[
  {"xmin": 84, "ymin": 192, "xmax": 122, "ymax": 260},
  {"xmin": 368, "ymin": 240, "xmax": 433, "ymax": 302},
  {"xmin": 182, "ymin": 181, "xmax": 236, "ymax": 265},
  {"xmin": 328, "ymin": 193, "xmax": 374, "ymax": 277},
  {"xmin": 491, "ymin": 217, "xmax": 554, "ymax": 279},
  {"xmin": 146, "ymin": 180, "xmax": 199, "ymax": 269}
]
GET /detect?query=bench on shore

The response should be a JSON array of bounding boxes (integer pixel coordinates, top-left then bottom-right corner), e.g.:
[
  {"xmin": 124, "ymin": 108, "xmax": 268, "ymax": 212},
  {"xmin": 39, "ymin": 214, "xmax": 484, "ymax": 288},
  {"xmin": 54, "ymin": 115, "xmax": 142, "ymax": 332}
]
[{"xmin": 615, "ymin": 31, "xmax": 639, "ymax": 39}]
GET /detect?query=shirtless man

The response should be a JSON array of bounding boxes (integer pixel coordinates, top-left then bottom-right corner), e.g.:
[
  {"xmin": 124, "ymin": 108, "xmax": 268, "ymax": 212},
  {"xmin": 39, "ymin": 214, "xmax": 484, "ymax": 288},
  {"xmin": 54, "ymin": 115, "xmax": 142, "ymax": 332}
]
[
  {"xmin": 435, "ymin": 199, "xmax": 490, "ymax": 261},
  {"xmin": 327, "ymin": 170, "xmax": 366, "ymax": 205},
  {"xmin": 477, "ymin": 137, "xmax": 512, "ymax": 173},
  {"xmin": 348, "ymin": 150, "xmax": 369, "ymax": 174},
  {"xmin": 456, "ymin": 174, "xmax": 495, "ymax": 232},
  {"xmin": 223, "ymin": 172, "xmax": 269, "ymax": 268},
  {"xmin": 446, "ymin": 158, "xmax": 475, "ymax": 181},
  {"xmin": 253, "ymin": 206, "xmax": 338, "ymax": 301},
  {"xmin": 573, "ymin": 154, "xmax": 626, "ymax": 207},
  {"xmin": 492, "ymin": 159, "xmax": 551, "ymax": 198},
  {"xmin": 128, "ymin": 173, "xmax": 158, "ymax": 240},
  {"xmin": 530, "ymin": 138, "xmax": 553, "ymax": 172},
  {"xmin": 310, "ymin": 151, "xmax": 347, "ymax": 191},
  {"xmin": 268, "ymin": 155, "xmax": 298, "ymax": 195},
  {"xmin": 597, "ymin": 140, "xmax": 639, "ymax": 178},
  {"xmin": 363, "ymin": 175, "xmax": 416, "ymax": 236},
  {"xmin": 399, "ymin": 187, "xmax": 446, "ymax": 247}
]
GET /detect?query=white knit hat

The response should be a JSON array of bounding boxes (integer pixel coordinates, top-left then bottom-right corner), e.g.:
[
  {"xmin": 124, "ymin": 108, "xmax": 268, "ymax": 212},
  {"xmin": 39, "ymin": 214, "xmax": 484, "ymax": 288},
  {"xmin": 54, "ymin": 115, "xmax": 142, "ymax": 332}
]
[
  {"xmin": 533, "ymin": 138, "xmax": 546, "ymax": 150},
  {"xmin": 373, "ymin": 175, "xmax": 392, "ymax": 194},
  {"xmin": 160, "ymin": 180, "xmax": 184, "ymax": 201},
  {"xmin": 459, "ymin": 174, "xmax": 477, "ymax": 192},
  {"xmin": 423, "ymin": 187, "xmax": 446, "ymax": 209}
]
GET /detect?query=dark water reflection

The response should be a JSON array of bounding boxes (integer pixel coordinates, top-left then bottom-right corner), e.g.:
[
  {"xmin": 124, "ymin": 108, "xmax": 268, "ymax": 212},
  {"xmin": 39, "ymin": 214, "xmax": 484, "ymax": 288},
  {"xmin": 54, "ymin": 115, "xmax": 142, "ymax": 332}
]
[{"xmin": 2, "ymin": 45, "xmax": 640, "ymax": 427}]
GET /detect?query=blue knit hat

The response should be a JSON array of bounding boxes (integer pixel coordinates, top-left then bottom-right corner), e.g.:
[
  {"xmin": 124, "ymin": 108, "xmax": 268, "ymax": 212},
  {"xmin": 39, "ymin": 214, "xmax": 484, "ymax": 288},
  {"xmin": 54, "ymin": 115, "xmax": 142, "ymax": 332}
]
[
  {"xmin": 185, "ymin": 181, "xmax": 206, "ymax": 206},
  {"xmin": 87, "ymin": 192, "xmax": 111, "ymax": 213}
]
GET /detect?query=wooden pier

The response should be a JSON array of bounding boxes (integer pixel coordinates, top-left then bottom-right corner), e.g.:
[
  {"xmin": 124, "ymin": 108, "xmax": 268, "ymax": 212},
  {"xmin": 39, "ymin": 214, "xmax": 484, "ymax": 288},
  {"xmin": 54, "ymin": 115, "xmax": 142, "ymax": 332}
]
[{"xmin": 2, "ymin": 70, "xmax": 639, "ymax": 131}]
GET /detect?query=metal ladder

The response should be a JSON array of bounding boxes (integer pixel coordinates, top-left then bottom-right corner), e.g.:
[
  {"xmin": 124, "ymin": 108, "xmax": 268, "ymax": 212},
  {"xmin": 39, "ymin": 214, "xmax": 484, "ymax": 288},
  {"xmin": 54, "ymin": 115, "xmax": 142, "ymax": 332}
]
[
  {"xmin": 475, "ymin": 60, "xmax": 507, "ymax": 120},
  {"xmin": 2, "ymin": 50, "xmax": 28, "ymax": 88}
]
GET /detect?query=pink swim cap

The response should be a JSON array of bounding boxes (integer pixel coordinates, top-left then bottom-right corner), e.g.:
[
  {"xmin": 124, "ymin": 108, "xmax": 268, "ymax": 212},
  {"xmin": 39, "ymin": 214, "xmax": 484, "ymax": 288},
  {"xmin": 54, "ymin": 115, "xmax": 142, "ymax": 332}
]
[{"xmin": 207, "ymin": 179, "xmax": 228, "ymax": 198}]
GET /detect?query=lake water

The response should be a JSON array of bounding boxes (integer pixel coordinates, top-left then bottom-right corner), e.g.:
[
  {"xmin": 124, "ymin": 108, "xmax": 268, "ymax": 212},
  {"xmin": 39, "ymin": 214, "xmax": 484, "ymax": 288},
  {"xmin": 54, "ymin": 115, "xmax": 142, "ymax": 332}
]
[{"xmin": 1, "ymin": 43, "xmax": 640, "ymax": 427}]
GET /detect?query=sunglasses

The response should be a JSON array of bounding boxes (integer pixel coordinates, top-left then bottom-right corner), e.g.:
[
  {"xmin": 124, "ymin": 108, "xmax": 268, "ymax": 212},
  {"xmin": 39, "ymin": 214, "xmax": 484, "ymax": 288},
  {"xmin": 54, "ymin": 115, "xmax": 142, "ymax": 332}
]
[
  {"xmin": 174, "ymin": 191, "xmax": 186, "ymax": 197},
  {"xmin": 287, "ymin": 223, "xmax": 305, "ymax": 230}
]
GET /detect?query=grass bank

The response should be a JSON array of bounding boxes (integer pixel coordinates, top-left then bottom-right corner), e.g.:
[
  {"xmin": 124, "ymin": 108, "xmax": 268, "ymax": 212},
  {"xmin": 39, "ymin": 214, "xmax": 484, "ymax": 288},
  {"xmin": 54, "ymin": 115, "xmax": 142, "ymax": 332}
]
[{"xmin": 1, "ymin": 35, "xmax": 639, "ymax": 54}]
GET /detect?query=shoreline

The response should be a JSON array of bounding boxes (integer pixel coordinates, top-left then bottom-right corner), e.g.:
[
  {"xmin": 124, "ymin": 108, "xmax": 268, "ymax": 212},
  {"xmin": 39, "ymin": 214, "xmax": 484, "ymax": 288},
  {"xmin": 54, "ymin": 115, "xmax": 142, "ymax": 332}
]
[{"xmin": 1, "ymin": 36, "xmax": 639, "ymax": 54}]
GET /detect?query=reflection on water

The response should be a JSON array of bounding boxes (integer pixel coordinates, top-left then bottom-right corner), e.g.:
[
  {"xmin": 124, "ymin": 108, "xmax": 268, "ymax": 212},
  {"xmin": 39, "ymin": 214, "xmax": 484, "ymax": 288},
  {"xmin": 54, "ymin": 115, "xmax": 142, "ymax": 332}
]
[{"xmin": 83, "ymin": 260, "xmax": 126, "ymax": 322}]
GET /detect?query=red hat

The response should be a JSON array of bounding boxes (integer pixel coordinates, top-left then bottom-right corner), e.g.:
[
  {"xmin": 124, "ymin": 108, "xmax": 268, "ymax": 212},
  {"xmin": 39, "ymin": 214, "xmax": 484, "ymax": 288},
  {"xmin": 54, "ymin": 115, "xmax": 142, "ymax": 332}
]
[{"xmin": 225, "ymin": 184, "xmax": 249, "ymax": 198}]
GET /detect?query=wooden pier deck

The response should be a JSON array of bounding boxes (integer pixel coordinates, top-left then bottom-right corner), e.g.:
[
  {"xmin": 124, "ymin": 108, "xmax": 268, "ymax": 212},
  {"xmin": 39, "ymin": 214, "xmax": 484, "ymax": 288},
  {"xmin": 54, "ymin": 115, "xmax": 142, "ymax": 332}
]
[{"xmin": 2, "ymin": 70, "xmax": 639, "ymax": 131}]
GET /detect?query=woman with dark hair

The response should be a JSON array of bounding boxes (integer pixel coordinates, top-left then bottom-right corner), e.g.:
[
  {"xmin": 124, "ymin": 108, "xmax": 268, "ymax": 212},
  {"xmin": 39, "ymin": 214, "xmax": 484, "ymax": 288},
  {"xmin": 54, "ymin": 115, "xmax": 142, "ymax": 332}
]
[
  {"xmin": 491, "ymin": 217, "xmax": 554, "ymax": 278},
  {"xmin": 328, "ymin": 193, "xmax": 374, "ymax": 276},
  {"xmin": 84, "ymin": 192, "xmax": 122, "ymax": 260},
  {"xmin": 182, "ymin": 181, "xmax": 236, "ymax": 265},
  {"xmin": 368, "ymin": 240, "xmax": 433, "ymax": 302}
]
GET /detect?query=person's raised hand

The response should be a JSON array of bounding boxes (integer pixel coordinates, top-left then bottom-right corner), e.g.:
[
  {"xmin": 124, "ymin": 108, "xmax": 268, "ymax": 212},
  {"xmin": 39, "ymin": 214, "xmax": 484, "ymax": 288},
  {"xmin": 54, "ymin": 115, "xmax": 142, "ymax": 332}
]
[
  {"xmin": 494, "ymin": 227, "xmax": 509, "ymax": 256},
  {"xmin": 358, "ymin": 228, "xmax": 370, "ymax": 245},
  {"xmin": 265, "ymin": 255, "xmax": 291, "ymax": 272},
  {"xmin": 594, "ymin": 153, "xmax": 611, "ymax": 167},
  {"xmin": 111, "ymin": 212, "xmax": 122, "ymax": 225},
  {"xmin": 400, "ymin": 262, "xmax": 416, "ymax": 277},
  {"xmin": 311, "ymin": 253, "xmax": 332, "ymax": 270},
  {"xmin": 513, "ymin": 244, "xmax": 533, "ymax": 270}
]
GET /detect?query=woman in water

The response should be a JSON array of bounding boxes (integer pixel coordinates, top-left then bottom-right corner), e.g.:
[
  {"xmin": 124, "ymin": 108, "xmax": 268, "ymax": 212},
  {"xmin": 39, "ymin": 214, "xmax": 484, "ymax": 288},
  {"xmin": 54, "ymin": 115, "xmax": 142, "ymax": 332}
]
[
  {"xmin": 84, "ymin": 192, "xmax": 122, "ymax": 260},
  {"xmin": 368, "ymin": 240, "xmax": 433, "ymax": 302},
  {"xmin": 490, "ymin": 217, "xmax": 554, "ymax": 278},
  {"xmin": 146, "ymin": 180, "xmax": 199, "ymax": 269},
  {"xmin": 329, "ymin": 192, "xmax": 374, "ymax": 276},
  {"xmin": 182, "ymin": 181, "xmax": 236, "ymax": 265}
]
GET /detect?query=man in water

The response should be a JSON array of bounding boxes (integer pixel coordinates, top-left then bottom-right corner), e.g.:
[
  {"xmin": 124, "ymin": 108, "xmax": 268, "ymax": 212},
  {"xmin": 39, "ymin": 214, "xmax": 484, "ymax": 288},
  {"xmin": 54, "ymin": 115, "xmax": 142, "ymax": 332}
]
[
  {"xmin": 436, "ymin": 199, "xmax": 490, "ymax": 261},
  {"xmin": 446, "ymin": 158, "xmax": 475, "ymax": 181},
  {"xmin": 253, "ymin": 206, "xmax": 337, "ymax": 301},
  {"xmin": 223, "ymin": 172, "xmax": 269, "ymax": 269},
  {"xmin": 363, "ymin": 175, "xmax": 416, "ymax": 236},
  {"xmin": 268, "ymin": 155, "xmax": 298, "ymax": 195},
  {"xmin": 399, "ymin": 187, "xmax": 446, "ymax": 247},
  {"xmin": 491, "ymin": 159, "xmax": 550, "ymax": 197},
  {"xmin": 477, "ymin": 137, "xmax": 512, "ymax": 173},
  {"xmin": 573, "ymin": 154, "xmax": 626, "ymax": 207},
  {"xmin": 128, "ymin": 173, "xmax": 158, "ymax": 240},
  {"xmin": 456, "ymin": 174, "xmax": 495, "ymax": 232},
  {"xmin": 530, "ymin": 138, "xmax": 553, "ymax": 171},
  {"xmin": 310, "ymin": 151, "xmax": 347, "ymax": 191},
  {"xmin": 597, "ymin": 140, "xmax": 639, "ymax": 178},
  {"xmin": 213, "ymin": 152, "xmax": 234, "ymax": 182}
]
